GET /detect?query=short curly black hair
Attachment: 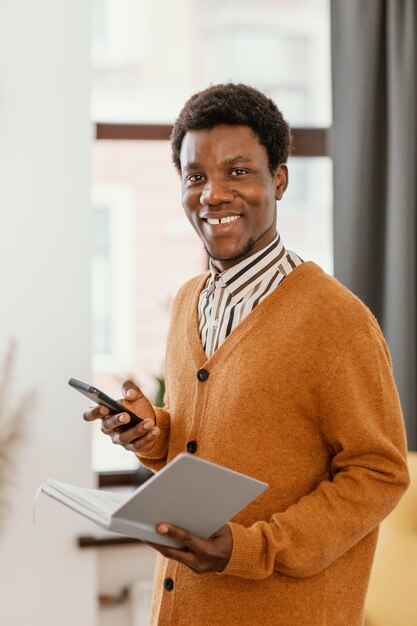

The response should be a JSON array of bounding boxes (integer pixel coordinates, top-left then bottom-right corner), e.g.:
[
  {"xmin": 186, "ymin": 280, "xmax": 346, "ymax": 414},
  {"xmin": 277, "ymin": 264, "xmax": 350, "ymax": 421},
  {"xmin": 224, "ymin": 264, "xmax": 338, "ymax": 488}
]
[{"xmin": 171, "ymin": 83, "xmax": 292, "ymax": 175}]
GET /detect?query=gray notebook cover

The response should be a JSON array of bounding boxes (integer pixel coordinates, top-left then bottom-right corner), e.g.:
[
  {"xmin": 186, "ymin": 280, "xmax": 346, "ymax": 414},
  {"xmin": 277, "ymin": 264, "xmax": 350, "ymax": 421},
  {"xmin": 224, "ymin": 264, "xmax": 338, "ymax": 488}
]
[{"xmin": 110, "ymin": 453, "xmax": 268, "ymax": 547}]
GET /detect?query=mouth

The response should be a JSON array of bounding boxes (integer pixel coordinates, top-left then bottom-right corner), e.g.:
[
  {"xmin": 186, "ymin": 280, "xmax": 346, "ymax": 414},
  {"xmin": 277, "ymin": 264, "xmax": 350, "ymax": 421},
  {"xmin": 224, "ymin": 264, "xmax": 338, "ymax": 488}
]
[{"xmin": 201, "ymin": 215, "xmax": 242, "ymax": 227}]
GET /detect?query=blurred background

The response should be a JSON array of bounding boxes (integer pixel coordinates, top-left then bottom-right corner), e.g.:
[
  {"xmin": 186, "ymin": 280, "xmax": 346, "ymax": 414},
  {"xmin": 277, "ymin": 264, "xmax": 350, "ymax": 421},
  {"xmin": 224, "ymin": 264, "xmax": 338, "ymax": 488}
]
[
  {"xmin": 0, "ymin": 1, "xmax": 415, "ymax": 625},
  {"xmin": 90, "ymin": 0, "xmax": 332, "ymax": 471}
]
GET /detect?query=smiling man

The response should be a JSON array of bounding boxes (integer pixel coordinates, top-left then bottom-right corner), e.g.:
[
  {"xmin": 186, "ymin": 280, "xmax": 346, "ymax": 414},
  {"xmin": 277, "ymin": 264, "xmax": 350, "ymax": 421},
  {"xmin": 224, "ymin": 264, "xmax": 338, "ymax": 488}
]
[
  {"xmin": 179, "ymin": 123, "xmax": 287, "ymax": 268},
  {"xmin": 85, "ymin": 84, "xmax": 409, "ymax": 625}
]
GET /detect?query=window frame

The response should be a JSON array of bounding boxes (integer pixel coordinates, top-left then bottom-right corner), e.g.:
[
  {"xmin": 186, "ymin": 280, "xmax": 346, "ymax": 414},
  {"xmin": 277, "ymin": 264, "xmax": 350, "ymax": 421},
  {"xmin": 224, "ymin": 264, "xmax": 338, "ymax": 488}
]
[{"xmin": 96, "ymin": 123, "xmax": 329, "ymax": 157}]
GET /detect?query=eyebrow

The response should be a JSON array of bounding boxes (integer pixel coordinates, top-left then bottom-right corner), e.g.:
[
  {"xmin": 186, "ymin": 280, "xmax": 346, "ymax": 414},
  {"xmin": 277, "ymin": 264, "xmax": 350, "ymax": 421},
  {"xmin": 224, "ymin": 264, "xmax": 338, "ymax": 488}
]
[{"xmin": 182, "ymin": 156, "xmax": 253, "ymax": 172}]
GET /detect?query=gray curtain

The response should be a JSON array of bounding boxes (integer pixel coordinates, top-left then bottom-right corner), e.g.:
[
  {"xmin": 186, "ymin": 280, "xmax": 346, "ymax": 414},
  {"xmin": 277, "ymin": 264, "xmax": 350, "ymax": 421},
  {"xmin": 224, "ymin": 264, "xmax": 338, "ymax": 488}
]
[{"xmin": 331, "ymin": 0, "xmax": 417, "ymax": 450}]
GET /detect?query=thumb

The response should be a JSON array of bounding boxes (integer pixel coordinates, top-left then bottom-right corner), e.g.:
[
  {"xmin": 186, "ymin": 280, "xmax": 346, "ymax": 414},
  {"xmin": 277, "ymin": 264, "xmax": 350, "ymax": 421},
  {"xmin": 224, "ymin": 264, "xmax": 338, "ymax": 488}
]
[{"xmin": 121, "ymin": 380, "xmax": 156, "ymax": 422}]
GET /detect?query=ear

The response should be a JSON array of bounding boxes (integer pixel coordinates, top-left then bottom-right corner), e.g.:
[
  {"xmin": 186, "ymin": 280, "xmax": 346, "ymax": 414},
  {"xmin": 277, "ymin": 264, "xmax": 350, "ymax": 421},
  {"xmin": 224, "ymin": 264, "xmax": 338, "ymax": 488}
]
[{"xmin": 274, "ymin": 164, "xmax": 288, "ymax": 201}]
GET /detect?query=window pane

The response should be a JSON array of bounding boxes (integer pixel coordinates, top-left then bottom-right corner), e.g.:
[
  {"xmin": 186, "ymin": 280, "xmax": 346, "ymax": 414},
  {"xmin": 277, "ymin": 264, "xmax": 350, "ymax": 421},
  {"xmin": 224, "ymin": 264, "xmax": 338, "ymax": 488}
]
[
  {"xmin": 92, "ymin": 206, "xmax": 111, "ymax": 355},
  {"xmin": 281, "ymin": 157, "xmax": 333, "ymax": 274},
  {"xmin": 91, "ymin": 0, "xmax": 331, "ymax": 126},
  {"xmin": 91, "ymin": 142, "xmax": 332, "ymax": 470},
  {"xmin": 91, "ymin": 140, "xmax": 206, "ymax": 470}
]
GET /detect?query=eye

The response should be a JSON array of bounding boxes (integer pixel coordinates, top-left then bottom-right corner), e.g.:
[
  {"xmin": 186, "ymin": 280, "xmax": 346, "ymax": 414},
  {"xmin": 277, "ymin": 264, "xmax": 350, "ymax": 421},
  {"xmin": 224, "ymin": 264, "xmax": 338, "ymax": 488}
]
[
  {"xmin": 230, "ymin": 168, "xmax": 248, "ymax": 177},
  {"xmin": 185, "ymin": 174, "xmax": 205, "ymax": 183}
]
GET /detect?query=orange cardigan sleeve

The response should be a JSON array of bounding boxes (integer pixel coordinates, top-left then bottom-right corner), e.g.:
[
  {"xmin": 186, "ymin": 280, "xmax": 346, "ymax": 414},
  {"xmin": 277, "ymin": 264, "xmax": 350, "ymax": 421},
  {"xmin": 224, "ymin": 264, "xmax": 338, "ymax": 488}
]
[
  {"xmin": 135, "ymin": 406, "xmax": 171, "ymax": 472},
  {"xmin": 221, "ymin": 324, "xmax": 410, "ymax": 579}
]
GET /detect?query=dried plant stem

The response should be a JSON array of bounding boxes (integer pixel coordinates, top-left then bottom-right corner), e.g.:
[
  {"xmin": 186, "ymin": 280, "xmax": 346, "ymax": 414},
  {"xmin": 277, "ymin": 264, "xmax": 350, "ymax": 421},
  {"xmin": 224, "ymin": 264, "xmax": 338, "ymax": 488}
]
[{"xmin": 0, "ymin": 341, "xmax": 35, "ymax": 530}]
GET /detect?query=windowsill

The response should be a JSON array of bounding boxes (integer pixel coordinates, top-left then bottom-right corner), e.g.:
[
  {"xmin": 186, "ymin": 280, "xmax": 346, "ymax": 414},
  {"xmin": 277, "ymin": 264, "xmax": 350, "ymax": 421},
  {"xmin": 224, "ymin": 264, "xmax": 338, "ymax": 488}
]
[
  {"xmin": 98, "ymin": 465, "xmax": 153, "ymax": 488},
  {"xmin": 78, "ymin": 534, "xmax": 142, "ymax": 548}
]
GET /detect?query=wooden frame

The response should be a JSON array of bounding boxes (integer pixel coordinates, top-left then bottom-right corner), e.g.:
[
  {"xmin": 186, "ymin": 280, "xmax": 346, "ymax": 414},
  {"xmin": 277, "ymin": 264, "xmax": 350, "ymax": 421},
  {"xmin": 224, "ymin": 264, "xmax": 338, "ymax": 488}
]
[{"xmin": 95, "ymin": 124, "xmax": 330, "ymax": 157}]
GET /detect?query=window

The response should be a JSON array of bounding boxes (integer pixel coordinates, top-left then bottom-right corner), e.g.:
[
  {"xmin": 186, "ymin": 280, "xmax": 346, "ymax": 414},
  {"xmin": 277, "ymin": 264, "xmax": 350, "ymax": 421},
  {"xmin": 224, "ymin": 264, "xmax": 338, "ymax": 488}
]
[
  {"xmin": 92, "ymin": 184, "xmax": 137, "ymax": 372},
  {"xmin": 91, "ymin": 0, "xmax": 330, "ymax": 126},
  {"xmin": 91, "ymin": 0, "xmax": 332, "ymax": 472}
]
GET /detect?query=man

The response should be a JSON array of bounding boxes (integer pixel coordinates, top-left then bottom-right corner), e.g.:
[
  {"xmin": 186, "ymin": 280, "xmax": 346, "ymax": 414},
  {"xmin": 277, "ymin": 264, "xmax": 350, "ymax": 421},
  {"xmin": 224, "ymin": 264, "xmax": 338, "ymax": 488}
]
[{"xmin": 85, "ymin": 84, "xmax": 410, "ymax": 625}]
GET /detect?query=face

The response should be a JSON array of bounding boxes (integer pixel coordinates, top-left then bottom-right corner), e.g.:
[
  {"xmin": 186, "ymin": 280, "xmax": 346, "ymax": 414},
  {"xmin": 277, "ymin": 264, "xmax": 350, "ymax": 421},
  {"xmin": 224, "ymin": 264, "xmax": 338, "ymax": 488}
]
[{"xmin": 179, "ymin": 124, "xmax": 288, "ymax": 271}]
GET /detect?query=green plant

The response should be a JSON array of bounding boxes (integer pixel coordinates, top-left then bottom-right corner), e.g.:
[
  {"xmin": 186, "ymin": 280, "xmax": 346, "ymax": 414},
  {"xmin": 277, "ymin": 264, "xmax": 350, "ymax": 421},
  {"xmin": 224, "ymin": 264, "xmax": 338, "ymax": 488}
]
[{"xmin": 153, "ymin": 375, "xmax": 165, "ymax": 408}]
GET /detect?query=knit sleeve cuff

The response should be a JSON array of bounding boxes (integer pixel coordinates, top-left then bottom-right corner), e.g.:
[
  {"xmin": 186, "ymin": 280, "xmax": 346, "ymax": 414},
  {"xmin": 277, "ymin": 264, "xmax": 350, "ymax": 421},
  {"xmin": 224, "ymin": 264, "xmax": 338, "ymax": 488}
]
[
  {"xmin": 135, "ymin": 407, "xmax": 170, "ymax": 462},
  {"xmin": 219, "ymin": 522, "xmax": 270, "ymax": 580}
]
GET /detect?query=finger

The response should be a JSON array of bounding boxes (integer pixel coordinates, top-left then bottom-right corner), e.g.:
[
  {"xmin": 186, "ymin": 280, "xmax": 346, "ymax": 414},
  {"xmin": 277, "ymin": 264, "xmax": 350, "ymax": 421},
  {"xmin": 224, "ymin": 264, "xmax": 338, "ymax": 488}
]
[
  {"xmin": 143, "ymin": 541, "xmax": 175, "ymax": 560},
  {"xmin": 156, "ymin": 524, "xmax": 208, "ymax": 554},
  {"xmin": 116, "ymin": 419, "xmax": 157, "ymax": 442},
  {"xmin": 121, "ymin": 380, "xmax": 141, "ymax": 400},
  {"xmin": 122, "ymin": 427, "xmax": 160, "ymax": 452},
  {"xmin": 120, "ymin": 380, "xmax": 156, "ymax": 422},
  {"xmin": 144, "ymin": 541, "xmax": 201, "ymax": 570},
  {"xmin": 101, "ymin": 412, "xmax": 132, "ymax": 433},
  {"xmin": 101, "ymin": 417, "xmax": 159, "ymax": 450},
  {"xmin": 83, "ymin": 405, "xmax": 110, "ymax": 422}
]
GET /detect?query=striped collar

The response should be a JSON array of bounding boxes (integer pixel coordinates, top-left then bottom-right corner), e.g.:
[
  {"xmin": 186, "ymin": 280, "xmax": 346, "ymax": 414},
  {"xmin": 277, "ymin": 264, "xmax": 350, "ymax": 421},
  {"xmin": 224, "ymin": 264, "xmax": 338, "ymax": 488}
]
[
  {"xmin": 199, "ymin": 232, "xmax": 303, "ymax": 356},
  {"xmin": 206, "ymin": 232, "xmax": 288, "ymax": 300}
]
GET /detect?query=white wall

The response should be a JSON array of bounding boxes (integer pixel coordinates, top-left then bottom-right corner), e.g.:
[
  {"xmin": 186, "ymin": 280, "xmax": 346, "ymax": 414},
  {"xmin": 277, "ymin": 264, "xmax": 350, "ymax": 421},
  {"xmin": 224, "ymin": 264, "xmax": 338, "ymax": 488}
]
[
  {"xmin": 0, "ymin": 2, "xmax": 97, "ymax": 625},
  {"xmin": 98, "ymin": 544, "xmax": 156, "ymax": 626}
]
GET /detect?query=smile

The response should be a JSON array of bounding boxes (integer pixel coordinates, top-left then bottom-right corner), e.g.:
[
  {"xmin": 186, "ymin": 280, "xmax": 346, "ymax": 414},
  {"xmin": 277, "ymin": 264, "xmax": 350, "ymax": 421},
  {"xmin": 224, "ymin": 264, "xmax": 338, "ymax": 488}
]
[{"xmin": 206, "ymin": 215, "xmax": 241, "ymax": 225}]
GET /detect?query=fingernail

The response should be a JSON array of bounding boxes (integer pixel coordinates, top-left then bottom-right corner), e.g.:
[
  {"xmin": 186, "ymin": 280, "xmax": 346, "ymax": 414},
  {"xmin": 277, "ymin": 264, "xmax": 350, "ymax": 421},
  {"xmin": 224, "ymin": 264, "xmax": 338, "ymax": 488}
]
[
  {"xmin": 158, "ymin": 525, "xmax": 168, "ymax": 534},
  {"xmin": 151, "ymin": 427, "xmax": 158, "ymax": 436},
  {"xmin": 99, "ymin": 406, "xmax": 109, "ymax": 416},
  {"xmin": 119, "ymin": 413, "xmax": 129, "ymax": 423},
  {"xmin": 126, "ymin": 388, "xmax": 135, "ymax": 398},
  {"xmin": 143, "ymin": 420, "xmax": 153, "ymax": 430}
]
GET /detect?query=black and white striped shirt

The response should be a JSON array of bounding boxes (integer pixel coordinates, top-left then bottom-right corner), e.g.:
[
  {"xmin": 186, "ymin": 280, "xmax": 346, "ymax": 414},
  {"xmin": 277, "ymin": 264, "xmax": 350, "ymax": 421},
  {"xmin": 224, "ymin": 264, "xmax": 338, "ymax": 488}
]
[{"xmin": 198, "ymin": 232, "xmax": 304, "ymax": 357}]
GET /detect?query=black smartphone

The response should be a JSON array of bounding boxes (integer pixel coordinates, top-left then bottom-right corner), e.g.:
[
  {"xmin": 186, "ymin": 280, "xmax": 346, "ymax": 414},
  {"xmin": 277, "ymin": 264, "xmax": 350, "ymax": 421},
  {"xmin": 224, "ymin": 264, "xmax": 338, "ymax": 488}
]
[{"xmin": 68, "ymin": 378, "xmax": 142, "ymax": 431}]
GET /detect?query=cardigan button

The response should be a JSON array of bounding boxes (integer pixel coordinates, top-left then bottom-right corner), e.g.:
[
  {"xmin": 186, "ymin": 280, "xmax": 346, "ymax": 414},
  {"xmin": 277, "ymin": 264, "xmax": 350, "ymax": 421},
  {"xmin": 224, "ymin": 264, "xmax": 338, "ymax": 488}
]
[
  {"xmin": 187, "ymin": 440, "xmax": 198, "ymax": 454},
  {"xmin": 197, "ymin": 369, "xmax": 209, "ymax": 382},
  {"xmin": 163, "ymin": 577, "xmax": 174, "ymax": 591}
]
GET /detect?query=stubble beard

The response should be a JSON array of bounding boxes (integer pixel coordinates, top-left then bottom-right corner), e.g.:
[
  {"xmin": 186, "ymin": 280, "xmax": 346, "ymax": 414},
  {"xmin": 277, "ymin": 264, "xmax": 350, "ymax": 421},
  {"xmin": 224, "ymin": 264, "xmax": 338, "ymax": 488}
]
[{"xmin": 205, "ymin": 238, "xmax": 255, "ymax": 264}]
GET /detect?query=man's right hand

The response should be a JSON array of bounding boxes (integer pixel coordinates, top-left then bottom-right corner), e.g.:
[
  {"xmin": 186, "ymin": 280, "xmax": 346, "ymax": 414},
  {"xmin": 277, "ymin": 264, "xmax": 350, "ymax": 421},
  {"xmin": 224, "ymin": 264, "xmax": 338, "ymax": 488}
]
[{"xmin": 83, "ymin": 380, "xmax": 160, "ymax": 454}]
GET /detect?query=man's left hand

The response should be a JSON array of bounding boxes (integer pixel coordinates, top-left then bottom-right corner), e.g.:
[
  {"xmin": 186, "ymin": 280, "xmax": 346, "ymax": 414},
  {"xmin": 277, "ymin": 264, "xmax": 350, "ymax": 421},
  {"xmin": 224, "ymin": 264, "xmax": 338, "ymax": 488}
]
[{"xmin": 146, "ymin": 523, "xmax": 233, "ymax": 574}]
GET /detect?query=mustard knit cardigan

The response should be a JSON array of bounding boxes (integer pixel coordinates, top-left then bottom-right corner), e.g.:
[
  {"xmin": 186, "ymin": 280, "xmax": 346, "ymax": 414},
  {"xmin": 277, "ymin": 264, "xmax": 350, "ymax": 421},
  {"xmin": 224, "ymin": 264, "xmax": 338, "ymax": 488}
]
[{"xmin": 139, "ymin": 261, "xmax": 409, "ymax": 626}]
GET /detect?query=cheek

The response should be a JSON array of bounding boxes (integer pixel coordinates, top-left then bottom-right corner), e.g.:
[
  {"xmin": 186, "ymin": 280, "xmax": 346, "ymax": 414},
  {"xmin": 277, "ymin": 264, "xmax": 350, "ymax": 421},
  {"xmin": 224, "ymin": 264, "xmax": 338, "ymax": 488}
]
[
  {"xmin": 181, "ymin": 191, "xmax": 201, "ymax": 227},
  {"xmin": 248, "ymin": 189, "xmax": 276, "ymax": 221},
  {"xmin": 246, "ymin": 182, "xmax": 274, "ymax": 205}
]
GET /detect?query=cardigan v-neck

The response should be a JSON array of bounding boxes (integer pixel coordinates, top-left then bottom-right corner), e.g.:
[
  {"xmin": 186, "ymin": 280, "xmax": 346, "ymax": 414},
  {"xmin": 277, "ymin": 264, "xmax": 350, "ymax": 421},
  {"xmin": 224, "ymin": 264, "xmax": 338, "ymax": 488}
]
[
  {"xmin": 187, "ymin": 260, "xmax": 319, "ymax": 370},
  {"xmin": 197, "ymin": 232, "xmax": 303, "ymax": 357}
]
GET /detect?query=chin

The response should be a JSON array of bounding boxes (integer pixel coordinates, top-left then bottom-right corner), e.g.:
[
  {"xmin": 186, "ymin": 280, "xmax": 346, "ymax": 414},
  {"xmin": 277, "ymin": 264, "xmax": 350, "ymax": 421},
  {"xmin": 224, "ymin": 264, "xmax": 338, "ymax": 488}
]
[{"xmin": 206, "ymin": 239, "xmax": 255, "ymax": 264}]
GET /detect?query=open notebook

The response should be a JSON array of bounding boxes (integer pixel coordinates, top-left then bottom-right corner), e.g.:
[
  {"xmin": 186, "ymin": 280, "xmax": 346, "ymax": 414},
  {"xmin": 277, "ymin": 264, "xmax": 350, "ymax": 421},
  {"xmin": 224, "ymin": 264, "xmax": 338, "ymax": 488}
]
[{"xmin": 37, "ymin": 453, "xmax": 268, "ymax": 548}]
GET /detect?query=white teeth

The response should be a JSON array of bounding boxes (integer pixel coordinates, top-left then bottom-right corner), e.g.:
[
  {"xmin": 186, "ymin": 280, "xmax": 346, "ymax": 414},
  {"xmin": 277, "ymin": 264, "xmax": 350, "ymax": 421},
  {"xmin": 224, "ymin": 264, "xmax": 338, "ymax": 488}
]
[{"xmin": 207, "ymin": 215, "xmax": 240, "ymax": 225}]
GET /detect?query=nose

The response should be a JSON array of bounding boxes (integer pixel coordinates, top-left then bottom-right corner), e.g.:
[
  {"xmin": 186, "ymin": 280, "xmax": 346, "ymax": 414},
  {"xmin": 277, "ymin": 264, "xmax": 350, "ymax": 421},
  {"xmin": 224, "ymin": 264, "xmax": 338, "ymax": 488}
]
[{"xmin": 200, "ymin": 178, "xmax": 234, "ymax": 206}]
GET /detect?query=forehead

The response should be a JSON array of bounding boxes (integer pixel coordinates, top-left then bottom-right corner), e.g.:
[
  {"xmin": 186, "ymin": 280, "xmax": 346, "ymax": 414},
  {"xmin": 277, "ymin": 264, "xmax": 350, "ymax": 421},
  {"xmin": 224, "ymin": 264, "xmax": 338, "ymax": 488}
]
[{"xmin": 179, "ymin": 124, "xmax": 267, "ymax": 168}]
